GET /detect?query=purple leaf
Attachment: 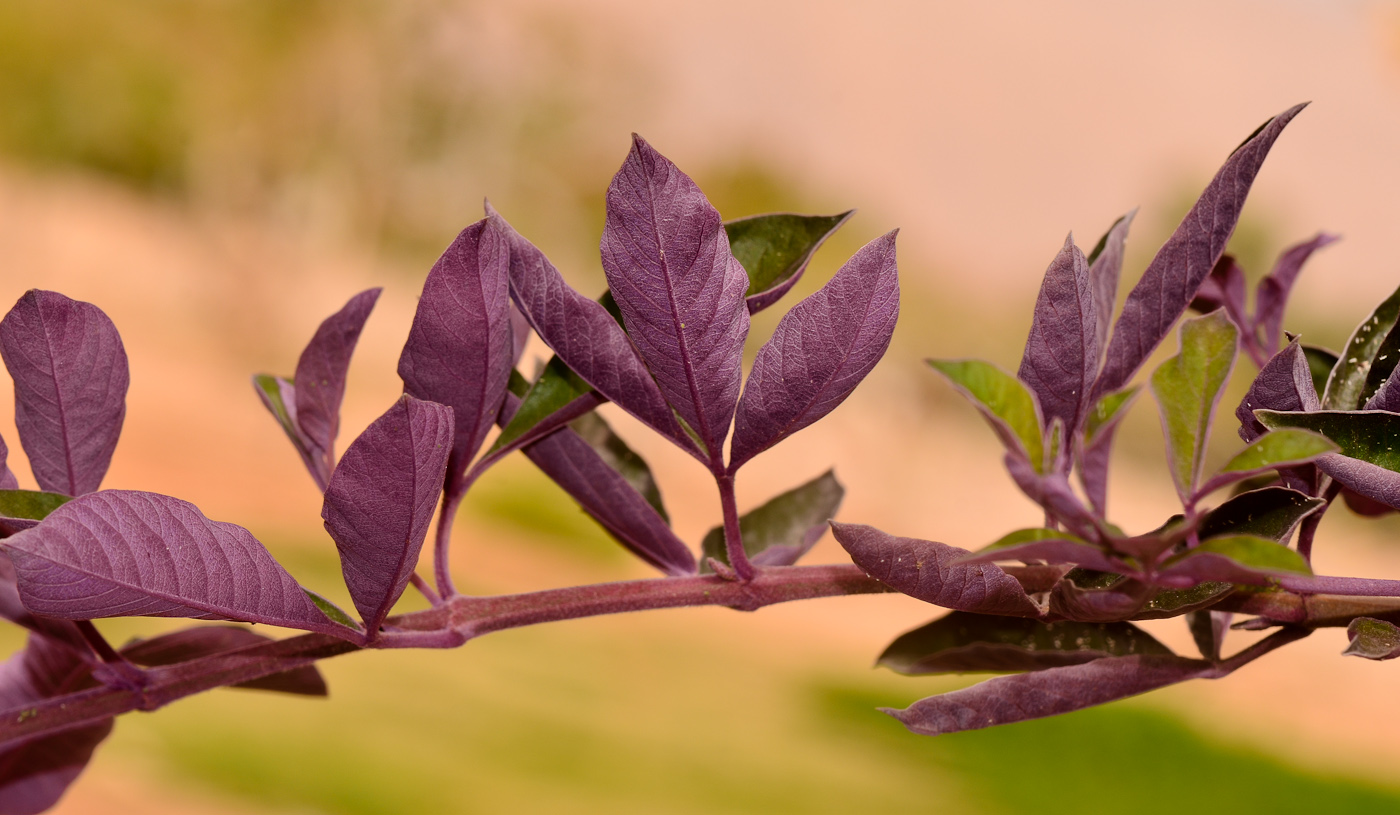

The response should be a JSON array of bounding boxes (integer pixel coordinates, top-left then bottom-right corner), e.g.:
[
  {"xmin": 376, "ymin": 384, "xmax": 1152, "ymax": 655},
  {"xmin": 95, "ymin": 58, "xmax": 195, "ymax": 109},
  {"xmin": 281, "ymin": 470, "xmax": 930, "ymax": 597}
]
[
  {"xmin": 398, "ymin": 220, "xmax": 514, "ymax": 491},
  {"xmin": 2, "ymin": 490, "xmax": 350, "ymax": 636},
  {"xmin": 1313, "ymin": 453, "xmax": 1400, "ymax": 510},
  {"xmin": 289, "ymin": 288, "xmax": 381, "ymax": 486},
  {"xmin": 1077, "ymin": 386, "xmax": 1140, "ymax": 516},
  {"xmin": 830, "ymin": 522, "xmax": 1040, "ymax": 617},
  {"xmin": 1255, "ymin": 233, "xmax": 1339, "ymax": 351},
  {"xmin": 886, "ymin": 654, "xmax": 1211, "ymax": 735},
  {"xmin": 958, "ymin": 528, "xmax": 1122, "ymax": 573},
  {"xmin": 0, "ymin": 634, "xmax": 111, "ymax": 815},
  {"xmin": 490, "ymin": 209, "xmax": 700, "ymax": 460},
  {"xmin": 729, "ymin": 231, "xmax": 900, "ymax": 470},
  {"xmin": 252, "ymin": 375, "xmax": 324, "ymax": 488},
  {"xmin": 0, "ymin": 290, "xmax": 129, "ymax": 496},
  {"xmin": 1188, "ymin": 255, "xmax": 1248, "ymax": 333},
  {"xmin": 1236, "ymin": 340, "xmax": 1318, "ymax": 443},
  {"xmin": 322, "ymin": 395, "xmax": 453, "ymax": 633},
  {"xmin": 1086, "ymin": 211, "xmax": 1135, "ymax": 360},
  {"xmin": 0, "ymin": 434, "xmax": 17, "ymax": 491},
  {"xmin": 0, "ymin": 550, "xmax": 87, "ymax": 652},
  {"xmin": 1018, "ymin": 235, "xmax": 1096, "ymax": 435},
  {"xmin": 1049, "ymin": 577, "xmax": 1151, "ymax": 622},
  {"xmin": 1004, "ymin": 454, "xmax": 1103, "ymax": 543},
  {"xmin": 508, "ymin": 303, "xmax": 532, "ymax": 367},
  {"xmin": 121, "ymin": 626, "xmax": 327, "ymax": 696},
  {"xmin": 599, "ymin": 135, "xmax": 751, "ymax": 459},
  {"xmin": 1092, "ymin": 104, "xmax": 1306, "ymax": 399}
]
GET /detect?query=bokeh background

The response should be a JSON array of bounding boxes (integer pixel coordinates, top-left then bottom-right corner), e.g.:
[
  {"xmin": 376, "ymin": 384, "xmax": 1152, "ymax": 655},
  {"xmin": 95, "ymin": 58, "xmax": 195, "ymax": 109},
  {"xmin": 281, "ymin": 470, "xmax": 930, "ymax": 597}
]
[{"xmin": 7, "ymin": 0, "xmax": 1400, "ymax": 811}]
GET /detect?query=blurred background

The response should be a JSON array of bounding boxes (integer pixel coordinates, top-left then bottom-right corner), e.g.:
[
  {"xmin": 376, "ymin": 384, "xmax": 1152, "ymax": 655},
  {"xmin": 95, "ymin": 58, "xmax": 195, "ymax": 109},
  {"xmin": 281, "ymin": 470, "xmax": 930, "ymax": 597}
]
[{"xmin": 7, "ymin": 0, "xmax": 1400, "ymax": 811}]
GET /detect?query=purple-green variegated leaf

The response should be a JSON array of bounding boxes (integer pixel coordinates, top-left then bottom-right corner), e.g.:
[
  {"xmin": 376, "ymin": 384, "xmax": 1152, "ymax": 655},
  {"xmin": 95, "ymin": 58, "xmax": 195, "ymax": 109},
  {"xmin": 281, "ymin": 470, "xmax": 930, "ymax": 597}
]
[
  {"xmin": 1255, "ymin": 233, "xmax": 1339, "ymax": 351},
  {"xmin": 1077, "ymin": 386, "xmax": 1140, "ymax": 516},
  {"xmin": 1322, "ymin": 284, "xmax": 1400, "ymax": 410},
  {"xmin": 1188, "ymin": 256, "xmax": 1248, "ymax": 336},
  {"xmin": 1093, "ymin": 104, "xmax": 1305, "ymax": 399},
  {"xmin": 491, "ymin": 209, "xmax": 700, "ymax": 461},
  {"xmin": 878, "ymin": 611, "xmax": 1171, "ymax": 675},
  {"xmin": 253, "ymin": 374, "xmax": 325, "ymax": 489},
  {"xmin": 398, "ymin": 219, "xmax": 513, "ymax": 490},
  {"xmin": 599, "ymin": 135, "xmax": 750, "ymax": 458},
  {"xmin": 729, "ymin": 232, "xmax": 899, "ymax": 470},
  {"xmin": 1017, "ymin": 235, "xmax": 1096, "ymax": 437},
  {"xmin": 121, "ymin": 625, "xmax": 328, "ymax": 696},
  {"xmin": 1086, "ymin": 210, "xmax": 1135, "ymax": 359},
  {"xmin": 3, "ymin": 490, "xmax": 349, "ymax": 636},
  {"xmin": 1159, "ymin": 534, "xmax": 1311, "ymax": 586},
  {"xmin": 830, "ymin": 523, "xmax": 1040, "ymax": 617},
  {"xmin": 1343, "ymin": 617, "xmax": 1400, "ymax": 660},
  {"xmin": 322, "ymin": 395, "xmax": 452, "ymax": 633},
  {"xmin": 291, "ymin": 288, "xmax": 381, "ymax": 485},
  {"xmin": 0, "ymin": 290, "xmax": 129, "ymax": 497},
  {"xmin": 1236, "ymin": 340, "xmax": 1318, "ymax": 443},
  {"xmin": 1198, "ymin": 486, "xmax": 1323, "ymax": 543},
  {"xmin": 1150, "ymin": 310, "xmax": 1238, "ymax": 501},
  {"xmin": 886, "ymin": 654, "xmax": 1212, "ymax": 736},
  {"xmin": 958, "ymin": 528, "xmax": 1120, "ymax": 573},
  {"xmin": 927, "ymin": 360, "xmax": 1044, "ymax": 469},
  {"xmin": 700, "ymin": 470, "xmax": 842, "ymax": 573},
  {"xmin": 1194, "ymin": 429, "xmax": 1336, "ymax": 498},
  {"xmin": 725, "ymin": 211, "xmax": 854, "ymax": 313},
  {"xmin": 0, "ymin": 634, "xmax": 111, "ymax": 815}
]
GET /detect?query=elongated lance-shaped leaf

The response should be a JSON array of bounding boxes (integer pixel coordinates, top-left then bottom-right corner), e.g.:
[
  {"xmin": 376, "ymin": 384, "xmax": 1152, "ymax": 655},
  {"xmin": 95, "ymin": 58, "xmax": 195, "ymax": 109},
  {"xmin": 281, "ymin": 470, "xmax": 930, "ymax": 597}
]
[
  {"xmin": 1160, "ymin": 534, "xmax": 1311, "ymax": 586},
  {"xmin": 508, "ymin": 303, "xmax": 531, "ymax": 367},
  {"xmin": 700, "ymin": 470, "xmax": 843, "ymax": 572},
  {"xmin": 1256, "ymin": 410, "xmax": 1400, "ymax": 471},
  {"xmin": 1077, "ymin": 386, "xmax": 1140, "ymax": 516},
  {"xmin": 726, "ymin": 210, "xmax": 854, "ymax": 313},
  {"xmin": 490, "ymin": 209, "xmax": 700, "ymax": 461},
  {"xmin": 1198, "ymin": 486, "xmax": 1324, "ymax": 543},
  {"xmin": 288, "ymin": 288, "xmax": 381, "ymax": 486},
  {"xmin": 1150, "ymin": 310, "xmax": 1239, "ymax": 501},
  {"xmin": 121, "ymin": 625, "xmax": 328, "ymax": 696},
  {"xmin": 322, "ymin": 395, "xmax": 453, "ymax": 633},
  {"xmin": 958, "ymin": 528, "xmax": 1121, "ymax": 573},
  {"xmin": 1017, "ymin": 234, "xmax": 1096, "ymax": 437},
  {"xmin": 484, "ymin": 355, "xmax": 604, "ymax": 465},
  {"xmin": 1189, "ymin": 258, "xmax": 1249, "ymax": 345},
  {"xmin": 1236, "ymin": 339, "xmax": 1318, "ymax": 443},
  {"xmin": 887, "ymin": 654, "xmax": 1213, "ymax": 736},
  {"xmin": 2, "ymin": 490, "xmax": 350, "ymax": 636},
  {"xmin": 0, "ymin": 290, "xmax": 129, "ymax": 496},
  {"xmin": 879, "ymin": 611, "xmax": 1171, "ymax": 675},
  {"xmin": 502, "ymin": 373, "xmax": 694, "ymax": 576},
  {"xmin": 1302, "ymin": 344, "xmax": 1337, "ymax": 399},
  {"xmin": 1195, "ymin": 429, "xmax": 1336, "ymax": 498},
  {"xmin": 0, "ymin": 433, "xmax": 16, "ymax": 491},
  {"xmin": 599, "ymin": 135, "xmax": 751, "ymax": 459},
  {"xmin": 1086, "ymin": 210, "xmax": 1135, "ymax": 359},
  {"xmin": 1255, "ymin": 233, "xmax": 1339, "ymax": 351},
  {"xmin": 1323, "ymin": 284, "xmax": 1400, "ymax": 409},
  {"xmin": 398, "ymin": 219, "xmax": 514, "ymax": 492},
  {"xmin": 1344, "ymin": 618, "xmax": 1400, "ymax": 660},
  {"xmin": 729, "ymin": 231, "xmax": 899, "ymax": 470},
  {"xmin": 928, "ymin": 359, "xmax": 1044, "ymax": 469},
  {"xmin": 0, "ymin": 633, "xmax": 111, "ymax": 815},
  {"xmin": 1093, "ymin": 104, "xmax": 1305, "ymax": 399},
  {"xmin": 0, "ymin": 490, "xmax": 71, "ymax": 536},
  {"xmin": 830, "ymin": 523, "xmax": 1039, "ymax": 617},
  {"xmin": 252, "ymin": 374, "xmax": 323, "ymax": 488}
]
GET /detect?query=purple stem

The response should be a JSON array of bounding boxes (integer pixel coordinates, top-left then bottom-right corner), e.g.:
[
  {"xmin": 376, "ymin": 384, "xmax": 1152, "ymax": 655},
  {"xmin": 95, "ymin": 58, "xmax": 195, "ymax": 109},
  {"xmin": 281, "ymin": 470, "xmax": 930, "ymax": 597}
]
[
  {"xmin": 409, "ymin": 571, "xmax": 443, "ymax": 606},
  {"xmin": 716, "ymin": 473, "xmax": 755, "ymax": 581},
  {"xmin": 433, "ymin": 486, "xmax": 466, "ymax": 598}
]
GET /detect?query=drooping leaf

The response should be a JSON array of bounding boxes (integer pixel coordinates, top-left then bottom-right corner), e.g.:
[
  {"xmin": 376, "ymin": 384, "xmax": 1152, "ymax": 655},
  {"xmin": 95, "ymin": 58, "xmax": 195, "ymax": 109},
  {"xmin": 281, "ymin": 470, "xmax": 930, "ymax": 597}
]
[
  {"xmin": 1187, "ymin": 609, "xmax": 1232, "ymax": 662},
  {"xmin": 958, "ymin": 528, "xmax": 1120, "ymax": 573},
  {"xmin": 886, "ymin": 654, "xmax": 1212, "ymax": 735},
  {"xmin": 729, "ymin": 231, "xmax": 899, "ymax": 470},
  {"xmin": 1255, "ymin": 233, "xmax": 1339, "ymax": 351},
  {"xmin": 491, "ymin": 208, "xmax": 700, "ymax": 459},
  {"xmin": 0, "ymin": 490, "xmax": 71, "ymax": 536},
  {"xmin": 700, "ymin": 470, "xmax": 843, "ymax": 572},
  {"xmin": 830, "ymin": 523, "xmax": 1039, "ymax": 617},
  {"xmin": 1343, "ymin": 617, "xmax": 1400, "ymax": 660},
  {"xmin": 322, "ymin": 396, "xmax": 452, "ymax": 633},
  {"xmin": 1301, "ymin": 344, "xmax": 1337, "ymax": 401},
  {"xmin": 1235, "ymin": 340, "xmax": 1318, "ymax": 443},
  {"xmin": 1077, "ymin": 386, "xmax": 1140, "ymax": 516},
  {"xmin": 0, "ymin": 634, "xmax": 111, "ymax": 815},
  {"xmin": 1150, "ymin": 310, "xmax": 1238, "ymax": 500},
  {"xmin": 121, "ymin": 625, "xmax": 328, "ymax": 696},
  {"xmin": 1160, "ymin": 534, "xmax": 1311, "ymax": 585},
  {"xmin": 1086, "ymin": 210, "xmax": 1135, "ymax": 359},
  {"xmin": 288, "ymin": 288, "xmax": 381, "ymax": 486},
  {"xmin": 1092, "ymin": 104, "xmax": 1306, "ymax": 399},
  {"xmin": 599, "ymin": 135, "xmax": 751, "ymax": 459},
  {"xmin": 3, "ymin": 490, "xmax": 348, "ymax": 636},
  {"xmin": 397, "ymin": 219, "xmax": 514, "ymax": 492},
  {"xmin": 1017, "ymin": 235, "xmax": 1096, "ymax": 436},
  {"xmin": 1322, "ymin": 284, "xmax": 1400, "ymax": 409},
  {"xmin": 1188, "ymin": 255, "xmax": 1248, "ymax": 334},
  {"xmin": 1135, "ymin": 582, "xmax": 1234, "ymax": 620},
  {"xmin": 724, "ymin": 210, "xmax": 854, "ymax": 313},
  {"xmin": 0, "ymin": 290, "xmax": 129, "ymax": 496},
  {"xmin": 1198, "ymin": 486, "xmax": 1324, "ymax": 543},
  {"xmin": 878, "ymin": 611, "xmax": 1171, "ymax": 675},
  {"xmin": 484, "ymin": 355, "xmax": 603, "ymax": 464},
  {"xmin": 927, "ymin": 359, "xmax": 1044, "ymax": 469},
  {"xmin": 1194, "ymin": 429, "xmax": 1336, "ymax": 497}
]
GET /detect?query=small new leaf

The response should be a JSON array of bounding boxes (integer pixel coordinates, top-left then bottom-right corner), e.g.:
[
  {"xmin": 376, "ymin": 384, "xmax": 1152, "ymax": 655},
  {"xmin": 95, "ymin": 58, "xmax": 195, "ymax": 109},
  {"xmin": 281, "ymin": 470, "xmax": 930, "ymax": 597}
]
[
  {"xmin": 725, "ymin": 211, "xmax": 854, "ymax": 313},
  {"xmin": 1150, "ymin": 310, "xmax": 1238, "ymax": 501},
  {"xmin": 700, "ymin": 470, "xmax": 843, "ymax": 572},
  {"xmin": 1343, "ymin": 617, "xmax": 1400, "ymax": 660}
]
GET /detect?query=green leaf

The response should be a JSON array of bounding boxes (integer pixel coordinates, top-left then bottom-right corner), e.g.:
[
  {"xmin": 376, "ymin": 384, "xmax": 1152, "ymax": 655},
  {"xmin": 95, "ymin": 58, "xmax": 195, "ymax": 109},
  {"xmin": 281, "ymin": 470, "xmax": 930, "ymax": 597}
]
[
  {"xmin": 303, "ymin": 589, "xmax": 362, "ymax": 632},
  {"xmin": 927, "ymin": 359, "xmax": 1044, "ymax": 469},
  {"xmin": 1195, "ymin": 429, "xmax": 1338, "ymax": 496},
  {"xmin": 1084, "ymin": 386, "xmax": 1139, "ymax": 446},
  {"xmin": 1301, "ymin": 344, "xmax": 1337, "ymax": 402},
  {"xmin": 1344, "ymin": 617, "xmax": 1400, "ymax": 660},
  {"xmin": 1164, "ymin": 534, "xmax": 1312, "ymax": 581},
  {"xmin": 1135, "ymin": 582, "xmax": 1233, "ymax": 620},
  {"xmin": 1323, "ymin": 284, "xmax": 1400, "ymax": 409},
  {"xmin": 1199, "ymin": 486, "xmax": 1325, "ymax": 542},
  {"xmin": 1149, "ymin": 310, "xmax": 1238, "ymax": 500},
  {"xmin": 487, "ymin": 356, "xmax": 595, "ymax": 457},
  {"xmin": 1255, "ymin": 410, "xmax": 1400, "ymax": 473},
  {"xmin": 877, "ymin": 611, "xmax": 1172, "ymax": 675},
  {"xmin": 253, "ymin": 373, "xmax": 312, "ymax": 458},
  {"xmin": 724, "ymin": 211, "xmax": 853, "ymax": 309},
  {"xmin": 700, "ymin": 470, "xmax": 843, "ymax": 572},
  {"xmin": 0, "ymin": 490, "xmax": 70, "ymax": 521}
]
